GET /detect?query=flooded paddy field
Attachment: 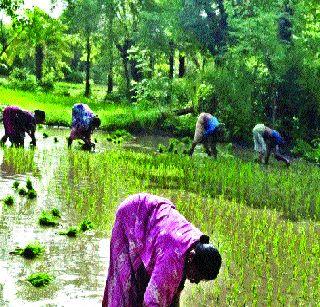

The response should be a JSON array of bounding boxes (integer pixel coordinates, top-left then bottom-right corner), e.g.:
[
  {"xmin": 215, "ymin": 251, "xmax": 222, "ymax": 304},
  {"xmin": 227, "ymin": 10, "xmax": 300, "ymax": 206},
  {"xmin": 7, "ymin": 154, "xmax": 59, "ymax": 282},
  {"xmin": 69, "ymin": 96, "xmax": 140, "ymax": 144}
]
[{"xmin": 0, "ymin": 127, "xmax": 319, "ymax": 306}]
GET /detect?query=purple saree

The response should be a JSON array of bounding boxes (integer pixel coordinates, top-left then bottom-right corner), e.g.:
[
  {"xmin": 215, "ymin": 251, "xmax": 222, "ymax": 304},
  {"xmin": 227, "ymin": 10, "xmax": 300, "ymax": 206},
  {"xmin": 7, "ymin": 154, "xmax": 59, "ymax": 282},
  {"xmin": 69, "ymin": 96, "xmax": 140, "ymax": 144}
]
[{"xmin": 103, "ymin": 193, "xmax": 203, "ymax": 307}]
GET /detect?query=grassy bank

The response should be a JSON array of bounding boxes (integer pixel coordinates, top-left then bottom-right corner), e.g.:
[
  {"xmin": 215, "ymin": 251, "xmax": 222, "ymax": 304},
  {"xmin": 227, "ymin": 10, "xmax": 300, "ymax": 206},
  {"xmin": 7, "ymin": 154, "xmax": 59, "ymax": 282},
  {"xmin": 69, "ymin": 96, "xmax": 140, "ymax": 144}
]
[
  {"xmin": 53, "ymin": 148, "xmax": 319, "ymax": 305},
  {"xmin": 0, "ymin": 86, "xmax": 196, "ymax": 136}
]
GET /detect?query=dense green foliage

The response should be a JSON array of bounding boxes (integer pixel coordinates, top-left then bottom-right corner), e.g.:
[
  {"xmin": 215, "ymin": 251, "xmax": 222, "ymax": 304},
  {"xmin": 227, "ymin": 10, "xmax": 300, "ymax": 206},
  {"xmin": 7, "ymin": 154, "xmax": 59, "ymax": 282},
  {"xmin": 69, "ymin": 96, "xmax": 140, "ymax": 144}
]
[{"xmin": 0, "ymin": 0, "xmax": 319, "ymax": 145}]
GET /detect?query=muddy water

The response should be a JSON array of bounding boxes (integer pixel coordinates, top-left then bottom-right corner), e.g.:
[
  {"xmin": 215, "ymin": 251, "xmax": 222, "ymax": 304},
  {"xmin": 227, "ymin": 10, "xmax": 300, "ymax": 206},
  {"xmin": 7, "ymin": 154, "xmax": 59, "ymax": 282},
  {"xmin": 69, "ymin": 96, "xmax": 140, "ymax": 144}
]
[{"xmin": 0, "ymin": 127, "xmax": 170, "ymax": 306}]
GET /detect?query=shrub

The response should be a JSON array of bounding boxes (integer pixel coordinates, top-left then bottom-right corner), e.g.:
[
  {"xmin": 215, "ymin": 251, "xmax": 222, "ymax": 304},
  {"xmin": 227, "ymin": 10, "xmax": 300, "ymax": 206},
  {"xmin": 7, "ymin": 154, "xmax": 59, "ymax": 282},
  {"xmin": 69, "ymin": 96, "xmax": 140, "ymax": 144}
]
[
  {"xmin": 9, "ymin": 68, "xmax": 38, "ymax": 92},
  {"xmin": 65, "ymin": 70, "xmax": 83, "ymax": 84},
  {"xmin": 39, "ymin": 72, "xmax": 55, "ymax": 92}
]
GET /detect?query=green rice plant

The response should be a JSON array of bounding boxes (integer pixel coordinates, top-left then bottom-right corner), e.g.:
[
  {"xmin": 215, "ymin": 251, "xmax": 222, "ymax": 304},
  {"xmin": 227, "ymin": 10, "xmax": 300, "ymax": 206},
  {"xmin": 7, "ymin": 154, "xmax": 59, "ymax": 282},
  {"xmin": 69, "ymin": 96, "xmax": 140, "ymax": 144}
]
[
  {"xmin": 12, "ymin": 181, "xmax": 20, "ymax": 189},
  {"xmin": 51, "ymin": 142, "xmax": 320, "ymax": 305},
  {"xmin": 79, "ymin": 220, "xmax": 94, "ymax": 232},
  {"xmin": 26, "ymin": 178, "xmax": 33, "ymax": 190},
  {"xmin": 10, "ymin": 241, "xmax": 44, "ymax": 259},
  {"xmin": 51, "ymin": 208, "xmax": 61, "ymax": 218},
  {"xmin": 54, "ymin": 137, "xmax": 58, "ymax": 143},
  {"xmin": 43, "ymin": 132, "xmax": 49, "ymax": 138},
  {"xmin": 27, "ymin": 272, "xmax": 53, "ymax": 287},
  {"xmin": 59, "ymin": 226, "xmax": 78, "ymax": 237},
  {"xmin": 3, "ymin": 195, "xmax": 14, "ymax": 205},
  {"xmin": 27, "ymin": 189, "xmax": 37, "ymax": 199},
  {"xmin": 2, "ymin": 147, "xmax": 38, "ymax": 175},
  {"xmin": 18, "ymin": 188, "xmax": 27, "ymax": 196},
  {"xmin": 38, "ymin": 211, "xmax": 59, "ymax": 227}
]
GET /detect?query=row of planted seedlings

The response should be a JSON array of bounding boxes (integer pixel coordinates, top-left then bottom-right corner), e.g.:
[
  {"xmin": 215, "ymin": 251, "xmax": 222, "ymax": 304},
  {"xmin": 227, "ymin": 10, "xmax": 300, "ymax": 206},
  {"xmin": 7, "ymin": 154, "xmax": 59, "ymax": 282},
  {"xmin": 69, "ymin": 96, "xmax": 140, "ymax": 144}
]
[
  {"xmin": 52, "ymin": 148, "xmax": 320, "ymax": 304},
  {"xmin": 176, "ymin": 194, "xmax": 320, "ymax": 305},
  {"xmin": 120, "ymin": 149, "xmax": 320, "ymax": 221}
]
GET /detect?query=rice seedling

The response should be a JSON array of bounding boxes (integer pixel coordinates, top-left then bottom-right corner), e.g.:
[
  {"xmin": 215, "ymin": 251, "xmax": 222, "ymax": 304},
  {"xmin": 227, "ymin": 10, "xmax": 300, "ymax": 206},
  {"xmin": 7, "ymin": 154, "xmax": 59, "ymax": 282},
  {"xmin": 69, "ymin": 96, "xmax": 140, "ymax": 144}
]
[
  {"xmin": 27, "ymin": 189, "xmax": 37, "ymax": 199},
  {"xmin": 26, "ymin": 178, "xmax": 33, "ymax": 190},
  {"xmin": 2, "ymin": 147, "xmax": 38, "ymax": 175},
  {"xmin": 52, "ymin": 148, "xmax": 320, "ymax": 304},
  {"xmin": 43, "ymin": 132, "xmax": 49, "ymax": 138},
  {"xmin": 12, "ymin": 181, "xmax": 20, "ymax": 189},
  {"xmin": 54, "ymin": 137, "xmax": 59, "ymax": 143},
  {"xmin": 3, "ymin": 195, "xmax": 14, "ymax": 205},
  {"xmin": 27, "ymin": 272, "xmax": 53, "ymax": 287},
  {"xmin": 79, "ymin": 220, "xmax": 94, "ymax": 232},
  {"xmin": 10, "ymin": 241, "xmax": 44, "ymax": 259},
  {"xmin": 38, "ymin": 211, "xmax": 60, "ymax": 227},
  {"xmin": 59, "ymin": 226, "xmax": 78, "ymax": 237},
  {"xmin": 18, "ymin": 188, "xmax": 27, "ymax": 196},
  {"xmin": 51, "ymin": 208, "xmax": 61, "ymax": 218}
]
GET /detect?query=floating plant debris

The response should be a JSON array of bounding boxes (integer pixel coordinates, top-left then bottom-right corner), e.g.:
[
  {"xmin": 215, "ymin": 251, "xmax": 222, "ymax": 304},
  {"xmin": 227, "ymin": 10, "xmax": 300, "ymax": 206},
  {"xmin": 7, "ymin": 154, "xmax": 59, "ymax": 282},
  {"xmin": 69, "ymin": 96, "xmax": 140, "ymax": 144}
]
[
  {"xmin": 27, "ymin": 273, "xmax": 53, "ymax": 287},
  {"xmin": 10, "ymin": 241, "xmax": 44, "ymax": 259}
]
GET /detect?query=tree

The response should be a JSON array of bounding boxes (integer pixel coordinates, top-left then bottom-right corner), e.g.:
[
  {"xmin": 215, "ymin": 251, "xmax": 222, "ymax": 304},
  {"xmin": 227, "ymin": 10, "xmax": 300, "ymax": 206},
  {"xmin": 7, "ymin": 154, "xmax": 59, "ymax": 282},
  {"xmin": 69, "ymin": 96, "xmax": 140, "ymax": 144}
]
[
  {"xmin": 63, "ymin": 0, "xmax": 103, "ymax": 97},
  {"xmin": 0, "ymin": 0, "xmax": 24, "ymax": 59},
  {"xmin": 181, "ymin": 0, "xmax": 229, "ymax": 61},
  {"xmin": 16, "ymin": 7, "xmax": 67, "ymax": 81}
]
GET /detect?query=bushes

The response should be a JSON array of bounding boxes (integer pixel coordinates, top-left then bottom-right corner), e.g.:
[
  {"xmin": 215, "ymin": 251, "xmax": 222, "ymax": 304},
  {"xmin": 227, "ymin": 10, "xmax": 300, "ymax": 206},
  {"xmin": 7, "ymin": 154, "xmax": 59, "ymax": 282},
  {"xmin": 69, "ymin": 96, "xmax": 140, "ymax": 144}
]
[
  {"xmin": 9, "ymin": 68, "xmax": 38, "ymax": 92},
  {"xmin": 7, "ymin": 68, "xmax": 55, "ymax": 92},
  {"xmin": 292, "ymin": 139, "xmax": 320, "ymax": 164}
]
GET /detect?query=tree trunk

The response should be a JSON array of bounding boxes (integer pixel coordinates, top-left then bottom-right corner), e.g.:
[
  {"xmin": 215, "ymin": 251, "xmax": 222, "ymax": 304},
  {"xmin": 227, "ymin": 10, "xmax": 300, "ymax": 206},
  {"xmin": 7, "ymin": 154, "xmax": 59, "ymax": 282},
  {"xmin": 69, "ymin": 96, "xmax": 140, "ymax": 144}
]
[
  {"xmin": 178, "ymin": 53, "xmax": 185, "ymax": 78},
  {"xmin": 117, "ymin": 40, "xmax": 132, "ymax": 98},
  {"xmin": 107, "ymin": 68, "xmax": 113, "ymax": 94},
  {"xmin": 149, "ymin": 54, "xmax": 155, "ymax": 78},
  {"xmin": 106, "ymin": 8, "xmax": 115, "ymax": 94},
  {"xmin": 84, "ymin": 33, "xmax": 91, "ymax": 97},
  {"xmin": 169, "ymin": 41, "xmax": 174, "ymax": 79},
  {"xmin": 35, "ymin": 44, "xmax": 44, "ymax": 81}
]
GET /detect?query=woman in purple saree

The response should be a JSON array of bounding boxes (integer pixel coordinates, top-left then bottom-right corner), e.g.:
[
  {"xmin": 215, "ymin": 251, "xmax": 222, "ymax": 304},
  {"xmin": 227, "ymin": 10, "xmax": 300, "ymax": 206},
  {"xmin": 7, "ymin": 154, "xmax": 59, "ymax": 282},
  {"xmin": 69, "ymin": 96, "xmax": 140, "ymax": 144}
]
[{"xmin": 103, "ymin": 193, "xmax": 221, "ymax": 307}]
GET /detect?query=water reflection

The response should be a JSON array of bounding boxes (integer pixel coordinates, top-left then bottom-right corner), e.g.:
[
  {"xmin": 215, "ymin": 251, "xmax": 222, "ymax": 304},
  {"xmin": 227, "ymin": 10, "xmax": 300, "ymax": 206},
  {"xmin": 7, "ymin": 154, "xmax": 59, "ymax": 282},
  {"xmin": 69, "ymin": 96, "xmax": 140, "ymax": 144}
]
[{"xmin": 0, "ymin": 127, "xmax": 112, "ymax": 306}]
